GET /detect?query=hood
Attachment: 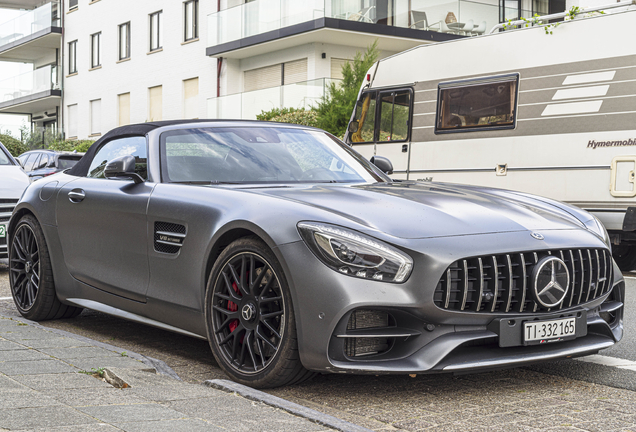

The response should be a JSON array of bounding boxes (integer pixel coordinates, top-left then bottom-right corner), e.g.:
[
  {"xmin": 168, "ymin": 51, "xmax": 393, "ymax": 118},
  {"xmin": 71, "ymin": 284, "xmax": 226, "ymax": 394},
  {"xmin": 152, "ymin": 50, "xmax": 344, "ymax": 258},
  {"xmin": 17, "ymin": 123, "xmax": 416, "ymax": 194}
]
[
  {"xmin": 249, "ymin": 181, "xmax": 586, "ymax": 239},
  {"xmin": 0, "ymin": 166, "xmax": 29, "ymax": 199}
]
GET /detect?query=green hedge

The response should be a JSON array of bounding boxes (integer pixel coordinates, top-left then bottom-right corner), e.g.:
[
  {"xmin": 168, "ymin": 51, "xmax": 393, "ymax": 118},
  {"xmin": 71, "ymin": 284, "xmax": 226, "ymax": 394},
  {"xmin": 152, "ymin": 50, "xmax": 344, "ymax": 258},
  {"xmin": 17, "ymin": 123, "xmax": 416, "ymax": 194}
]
[
  {"xmin": 0, "ymin": 133, "xmax": 29, "ymax": 157},
  {"xmin": 48, "ymin": 139, "xmax": 94, "ymax": 153}
]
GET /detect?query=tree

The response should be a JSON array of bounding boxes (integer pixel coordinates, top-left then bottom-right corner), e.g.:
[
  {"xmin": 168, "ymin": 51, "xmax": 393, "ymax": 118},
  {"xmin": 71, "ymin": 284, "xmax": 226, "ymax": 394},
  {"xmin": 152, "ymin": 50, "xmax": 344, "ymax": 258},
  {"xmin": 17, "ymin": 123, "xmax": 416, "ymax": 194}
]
[{"xmin": 315, "ymin": 41, "xmax": 379, "ymax": 137}]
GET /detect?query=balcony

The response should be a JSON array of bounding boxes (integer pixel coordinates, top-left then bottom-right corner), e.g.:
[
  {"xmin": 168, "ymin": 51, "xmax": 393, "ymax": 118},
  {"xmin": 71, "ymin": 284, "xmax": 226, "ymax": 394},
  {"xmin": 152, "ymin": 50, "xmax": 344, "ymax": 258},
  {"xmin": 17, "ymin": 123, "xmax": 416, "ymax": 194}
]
[
  {"xmin": 208, "ymin": 78, "xmax": 338, "ymax": 119},
  {"xmin": 0, "ymin": 65, "xmax": 61, "ymax": 114},
  {"xmin": 207, "ymin": 0, "xmax": 499, "ymax": 58},
  {"xmin": 0, "ymin": 1, "xmax": 61, "ymax": 61}
]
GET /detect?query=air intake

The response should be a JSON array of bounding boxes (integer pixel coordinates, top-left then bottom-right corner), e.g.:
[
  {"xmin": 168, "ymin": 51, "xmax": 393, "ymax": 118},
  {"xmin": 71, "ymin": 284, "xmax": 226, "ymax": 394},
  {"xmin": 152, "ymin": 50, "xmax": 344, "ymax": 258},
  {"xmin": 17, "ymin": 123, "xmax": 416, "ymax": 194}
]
[{"xmin": 154, "ymin": 222, "xmax": 186, "ymax": 254}]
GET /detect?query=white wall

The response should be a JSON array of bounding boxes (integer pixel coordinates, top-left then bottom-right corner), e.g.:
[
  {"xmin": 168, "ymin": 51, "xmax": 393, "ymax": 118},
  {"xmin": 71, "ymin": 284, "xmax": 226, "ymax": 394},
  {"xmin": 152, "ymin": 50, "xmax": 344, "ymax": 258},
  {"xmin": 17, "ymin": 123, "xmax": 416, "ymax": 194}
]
[{"xmin": 63, "ymin": 0, "xmax": 217, "ymax": 139}]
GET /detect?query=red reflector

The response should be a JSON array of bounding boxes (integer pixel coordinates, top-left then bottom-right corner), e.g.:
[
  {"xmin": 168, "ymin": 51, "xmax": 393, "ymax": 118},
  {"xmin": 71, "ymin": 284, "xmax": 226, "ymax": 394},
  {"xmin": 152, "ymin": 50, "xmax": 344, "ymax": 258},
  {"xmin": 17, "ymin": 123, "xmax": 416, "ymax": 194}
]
[{"xmin": 366, "ymin": 73, "xmax": 370, "ymax": 81}]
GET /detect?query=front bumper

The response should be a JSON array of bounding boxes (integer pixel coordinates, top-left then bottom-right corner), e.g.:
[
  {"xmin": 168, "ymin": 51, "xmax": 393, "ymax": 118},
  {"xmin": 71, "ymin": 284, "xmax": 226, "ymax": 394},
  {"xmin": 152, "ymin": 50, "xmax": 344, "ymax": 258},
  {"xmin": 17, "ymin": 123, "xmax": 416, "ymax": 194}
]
[{"xmin": 277, "ymin": 229, "xmax": 624, "ymax": 374}]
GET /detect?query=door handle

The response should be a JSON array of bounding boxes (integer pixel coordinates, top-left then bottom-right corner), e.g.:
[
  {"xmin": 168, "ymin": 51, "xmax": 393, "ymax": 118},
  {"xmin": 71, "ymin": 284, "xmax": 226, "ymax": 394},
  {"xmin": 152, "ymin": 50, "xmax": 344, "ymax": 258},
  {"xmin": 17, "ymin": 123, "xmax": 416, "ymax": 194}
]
[{"xmin": 68, "ymin": 189, "xmax": 85, "ymax": 203}]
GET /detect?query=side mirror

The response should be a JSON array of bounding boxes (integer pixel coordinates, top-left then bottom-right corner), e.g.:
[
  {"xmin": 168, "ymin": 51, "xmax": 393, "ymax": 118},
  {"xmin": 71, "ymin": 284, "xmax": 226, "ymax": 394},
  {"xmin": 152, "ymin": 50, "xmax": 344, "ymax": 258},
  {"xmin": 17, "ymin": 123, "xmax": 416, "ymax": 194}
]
[
  {"xmin": 347, "ymin": 121, "xmax": 359, "ymax": 133},
  {"xmin": 104, "ymin": 155, "xmax": 144, "ymax": 184},
  {"xmin": 370, "ymin": 155, "xmax": 393, "ymax": 175}
]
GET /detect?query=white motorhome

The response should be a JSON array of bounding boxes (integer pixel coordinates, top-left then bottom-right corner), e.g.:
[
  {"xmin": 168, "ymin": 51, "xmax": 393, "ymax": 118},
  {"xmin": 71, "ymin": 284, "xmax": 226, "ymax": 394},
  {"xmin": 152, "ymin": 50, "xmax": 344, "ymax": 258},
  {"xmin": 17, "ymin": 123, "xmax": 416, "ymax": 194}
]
[{"xmin": 345, "ymin": 1, "xmax": 636, "ymax": 269}]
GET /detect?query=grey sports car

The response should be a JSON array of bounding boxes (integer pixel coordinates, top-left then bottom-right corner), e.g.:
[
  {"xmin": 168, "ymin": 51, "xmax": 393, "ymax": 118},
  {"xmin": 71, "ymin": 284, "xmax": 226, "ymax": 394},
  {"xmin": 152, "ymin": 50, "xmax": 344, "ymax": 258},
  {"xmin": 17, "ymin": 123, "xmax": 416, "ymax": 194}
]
[{"xmin": 8, "ymin": 120, "xmax": 624, "ymax": 388}]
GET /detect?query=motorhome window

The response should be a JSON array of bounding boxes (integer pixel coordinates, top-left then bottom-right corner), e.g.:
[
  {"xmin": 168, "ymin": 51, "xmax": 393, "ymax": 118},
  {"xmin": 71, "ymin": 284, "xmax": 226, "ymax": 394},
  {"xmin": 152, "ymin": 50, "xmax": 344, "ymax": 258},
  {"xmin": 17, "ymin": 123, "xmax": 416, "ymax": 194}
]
[
  {"xmin": 378, "ymin": 90, "xmax": 411, "ymax": 142},
  {"xmin": 436, "ymin": 76, "xmax": 517, "ymax": 133},
  {"xmin": 350, "ymin": 92, "xmax": 376, "ymax": 143}
]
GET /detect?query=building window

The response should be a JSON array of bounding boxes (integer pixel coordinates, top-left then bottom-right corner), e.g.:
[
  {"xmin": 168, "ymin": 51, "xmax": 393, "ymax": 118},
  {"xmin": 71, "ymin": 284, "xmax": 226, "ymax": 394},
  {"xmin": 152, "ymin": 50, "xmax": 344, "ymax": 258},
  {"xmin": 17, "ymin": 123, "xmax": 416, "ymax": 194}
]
[
  {"xmin": 184, "ymin": 0, "xmax": 198, "ymax": 41},
  {"xmin": 68, "ymin": 40, "xmax": 77, "ymax": 74},
  {"xmin": 118, "ymin": 93, "xmax": 131, "ymax": 126},
  {"xmin": 148, "ymin": 85, "xmax": 162, "ymax": 121},
  {"xmin": 67, "ymin": 104, "xmax": 78, "ymax": 138},
  {"xmin": 149, "ymin": 11, "xmax": 162, "ymax": 52},
  {"xmin": 90, "ymin": 99, "xmax": 101, "ymax": 135},
  {"xmin": 183, "ymin": 77, "xmax": 199, "ymax": 119},
  {"xmin": 118, "ymin": 22, "xmax": 130, "ymax": 60},
  {"xmin": 91, "ymin": 32, "xmax": 101, "ymax": 68},
  {"xmin": 69, "ymin": 0, "xmax": 78, "ymax": 11},
  {"xmin": 435, "ymin": 74, "xmax": 519, "ymax": 133}
]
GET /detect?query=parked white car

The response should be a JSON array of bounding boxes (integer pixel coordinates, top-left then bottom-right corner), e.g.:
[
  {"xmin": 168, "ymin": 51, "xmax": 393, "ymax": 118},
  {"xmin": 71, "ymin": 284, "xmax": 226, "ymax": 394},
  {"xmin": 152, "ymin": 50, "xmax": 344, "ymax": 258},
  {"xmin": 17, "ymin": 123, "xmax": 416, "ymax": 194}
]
[{"xmin": 0, "ymin": 141, "xmax": 29, "ymax": 259}]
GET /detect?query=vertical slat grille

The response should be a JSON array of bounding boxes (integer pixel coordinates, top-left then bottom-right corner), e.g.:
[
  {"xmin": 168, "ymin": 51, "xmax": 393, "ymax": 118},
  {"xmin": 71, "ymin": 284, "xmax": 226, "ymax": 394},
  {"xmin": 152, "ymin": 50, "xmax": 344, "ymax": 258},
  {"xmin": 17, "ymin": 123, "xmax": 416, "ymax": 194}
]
[{"xmin": 435, "ymin": 248, "xmax": 613, "ymax": 313}]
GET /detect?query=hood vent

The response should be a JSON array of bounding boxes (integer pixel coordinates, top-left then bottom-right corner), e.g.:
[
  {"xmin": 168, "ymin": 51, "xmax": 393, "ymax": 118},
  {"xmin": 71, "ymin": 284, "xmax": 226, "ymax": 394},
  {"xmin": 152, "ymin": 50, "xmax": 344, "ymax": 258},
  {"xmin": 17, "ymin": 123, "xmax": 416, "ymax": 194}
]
[{"xmin": 154, "ymin": 222, "xmax": 186, "ymax": 254}]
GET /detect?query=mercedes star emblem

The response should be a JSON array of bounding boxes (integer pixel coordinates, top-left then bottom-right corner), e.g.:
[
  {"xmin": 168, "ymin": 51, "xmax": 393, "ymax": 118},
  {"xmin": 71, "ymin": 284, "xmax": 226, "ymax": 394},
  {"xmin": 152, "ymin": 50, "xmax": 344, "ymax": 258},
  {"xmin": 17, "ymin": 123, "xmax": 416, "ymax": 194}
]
[
  {"xmin": 531, "ymin": 256, "xmax": 570, "ymax": 308},
  {"xmin": 531, "ymin": 232, "xmax": 544, "ymax": 240},
  {"xmin": 241, "ymin": 303, "xmax": 256, "ymax": 321}
]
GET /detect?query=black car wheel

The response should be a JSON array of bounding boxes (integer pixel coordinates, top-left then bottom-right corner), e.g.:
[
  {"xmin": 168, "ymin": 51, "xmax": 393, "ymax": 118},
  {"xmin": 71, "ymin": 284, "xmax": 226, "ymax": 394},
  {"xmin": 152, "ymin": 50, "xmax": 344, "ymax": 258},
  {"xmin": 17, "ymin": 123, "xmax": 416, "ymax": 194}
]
[
  {"xmin": 205, "ymin": 236, "xmax": 314, "ymax": 388},
  {"xmin": 9, "ymin": 215, "xmax": 82, "ymax": 320}
]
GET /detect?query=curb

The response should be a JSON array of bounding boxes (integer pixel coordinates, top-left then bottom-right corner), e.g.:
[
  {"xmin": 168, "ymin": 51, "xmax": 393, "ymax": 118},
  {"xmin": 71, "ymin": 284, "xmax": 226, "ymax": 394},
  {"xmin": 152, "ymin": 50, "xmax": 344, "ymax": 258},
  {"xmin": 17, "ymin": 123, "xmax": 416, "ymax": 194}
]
[
  {"xmin": 0, "ymin": 312, "xmax": 181, "ymax": 380},
  {"xmin": 205, "ymin": 379, "xmax": 374, "ymax": 432}
]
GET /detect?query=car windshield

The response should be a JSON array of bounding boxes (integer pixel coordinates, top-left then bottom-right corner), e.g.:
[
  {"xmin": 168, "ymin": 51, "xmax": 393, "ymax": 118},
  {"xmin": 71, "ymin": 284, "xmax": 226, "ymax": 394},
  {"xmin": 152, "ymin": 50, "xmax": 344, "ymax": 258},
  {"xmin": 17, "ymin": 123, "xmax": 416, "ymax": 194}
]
[
  {"xmin": 0, "ymin": 146, "xmax": 12, "ymax": 165},
  {"xmin": 160, "ymin": 127, "xmax": 389, "ymax": 184},
  {"xmin": 57, "ymin": 156, "xmax": 82, "ymax": 170}
]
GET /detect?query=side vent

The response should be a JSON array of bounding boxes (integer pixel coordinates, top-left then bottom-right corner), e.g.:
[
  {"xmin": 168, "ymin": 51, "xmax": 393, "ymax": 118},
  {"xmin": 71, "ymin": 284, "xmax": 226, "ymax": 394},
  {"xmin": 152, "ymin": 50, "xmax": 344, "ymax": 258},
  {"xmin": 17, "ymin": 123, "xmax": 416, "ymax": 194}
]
[{"xmin": 154, "ymin": 222, "xmax": 186, "ymax": 254}]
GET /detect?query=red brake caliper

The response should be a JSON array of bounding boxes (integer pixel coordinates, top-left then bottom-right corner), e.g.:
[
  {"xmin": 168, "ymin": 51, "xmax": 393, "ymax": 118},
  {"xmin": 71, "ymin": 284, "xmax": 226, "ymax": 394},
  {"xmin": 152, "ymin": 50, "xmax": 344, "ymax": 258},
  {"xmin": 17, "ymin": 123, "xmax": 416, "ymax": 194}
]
[{"xmin": 228, "ymin": 282, "xmax": 240, "ymax": 332}]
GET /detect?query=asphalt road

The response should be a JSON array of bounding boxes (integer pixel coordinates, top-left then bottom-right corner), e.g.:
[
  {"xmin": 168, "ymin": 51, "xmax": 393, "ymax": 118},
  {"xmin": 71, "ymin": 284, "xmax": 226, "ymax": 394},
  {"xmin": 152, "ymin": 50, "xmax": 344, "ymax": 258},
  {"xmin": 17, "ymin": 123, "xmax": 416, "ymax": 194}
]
[{"xmin": 2, "ymin": 258, "xmax": 636, "ymax": 431}]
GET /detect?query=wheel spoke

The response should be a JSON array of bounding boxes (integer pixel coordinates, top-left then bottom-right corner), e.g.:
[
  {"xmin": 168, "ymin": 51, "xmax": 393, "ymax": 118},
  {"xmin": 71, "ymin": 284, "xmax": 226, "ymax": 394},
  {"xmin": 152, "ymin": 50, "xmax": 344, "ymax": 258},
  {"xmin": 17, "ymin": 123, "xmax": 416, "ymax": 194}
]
[
  {"xmin": 251, "ymin": 265, "xmax": 268, "ymax": 295},
  {"xmin": 259, "ymin": 319, "xmax": 282, "ymax": 340},
  {"xmin": 238, "ymin": 256, "xmax": 249, "ymax": 296},
  {"xmin": 257, "ymin": 274, "xmax": 274, "ymax": 298},
  {"xmin": 248, "ymin": 255, "xmax": 256, "ymax": 295},
  {"xmin": 222, "ymin": 272, "xmax": 242, "ymax": 301},
  {"xmin": 219, "ymin": 322, "xmax": 241, "ymax": 346},
  {"xmin": 213, "ymin": 304, "xmax": 238, "ymax": 317},
  {"xmin": 13, "ymin": 234, "xmax": 26, "ymax": 261},
  {"xmin": 245, "ymin": 332, "xmax": 258, "ymax": 372},
  {"xmin": 256, "ymin": 328, "xmax": 278, "ymax": 351},
  {"xmin": 239, "ymin": 330, "xmax": 248, "ymax": 367},
  {"xmin": 215, "ymin": 316, "xmax": 238, "ymax": 334},
  {"xmin": 259, "ymin": 295, "xmax": 282, "ymax": 304},
  {"xmin": 255, "ymin": 336, "xmax": 267, "ymax": 368},
  {"xmin": 261, "ymin": 310, "xmax": 283, "ymax": 320}
]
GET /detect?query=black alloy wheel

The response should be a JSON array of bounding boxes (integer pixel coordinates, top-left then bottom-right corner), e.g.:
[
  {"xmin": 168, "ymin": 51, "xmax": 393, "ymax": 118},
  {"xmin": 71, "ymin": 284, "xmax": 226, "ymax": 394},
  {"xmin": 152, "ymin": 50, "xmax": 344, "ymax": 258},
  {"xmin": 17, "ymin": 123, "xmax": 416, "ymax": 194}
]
[
  {"xmin": 205, "ymin": 237, "xmax": 314, "ymax": 388},
  {"xmin": 10, "ymin": 221, "xmax": 40, "ymax": 311},
  {"xmin": 9, "ymin": 215, "xmax": 82, "ymax": 320}
]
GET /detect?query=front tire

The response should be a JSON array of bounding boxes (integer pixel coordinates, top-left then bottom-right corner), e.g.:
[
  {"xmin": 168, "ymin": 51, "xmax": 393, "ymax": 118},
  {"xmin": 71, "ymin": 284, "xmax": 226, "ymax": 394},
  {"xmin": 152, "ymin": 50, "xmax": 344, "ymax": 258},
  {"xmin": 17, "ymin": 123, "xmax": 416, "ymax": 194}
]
[
  {"xmin": 9, "ymin": 215, "xmax": 82, "ymax": 320},
  {"xmin": 205, "ymin": 237, "xmax": 314, "ymax": 388}
]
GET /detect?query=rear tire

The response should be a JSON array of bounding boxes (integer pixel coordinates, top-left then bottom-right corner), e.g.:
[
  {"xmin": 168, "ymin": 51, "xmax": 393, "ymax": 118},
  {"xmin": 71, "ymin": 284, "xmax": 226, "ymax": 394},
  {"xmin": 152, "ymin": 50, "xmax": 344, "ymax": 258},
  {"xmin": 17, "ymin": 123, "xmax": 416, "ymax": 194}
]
[
  {"xmin": 205, "ymin": 236, "xmax": 314, "ymax": 388},
  {"xmin": 9, "ymin": 215, "xmax": 83, "ymax": 320}
]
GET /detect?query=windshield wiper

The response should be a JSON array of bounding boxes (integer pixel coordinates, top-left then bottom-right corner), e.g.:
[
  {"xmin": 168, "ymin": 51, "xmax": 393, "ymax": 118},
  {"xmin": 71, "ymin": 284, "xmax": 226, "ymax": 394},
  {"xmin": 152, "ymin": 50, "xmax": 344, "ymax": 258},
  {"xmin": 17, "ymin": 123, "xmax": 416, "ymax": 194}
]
[{"xmin": 171, "ymin": 181, "xmax": 242, "ymax": 185}]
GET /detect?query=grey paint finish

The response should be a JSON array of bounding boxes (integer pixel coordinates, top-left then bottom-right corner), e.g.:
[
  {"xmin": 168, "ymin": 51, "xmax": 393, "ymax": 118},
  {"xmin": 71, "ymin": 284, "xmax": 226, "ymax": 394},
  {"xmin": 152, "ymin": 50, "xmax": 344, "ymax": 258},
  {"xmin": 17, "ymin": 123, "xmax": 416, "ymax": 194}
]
[{"xmin": 8, "ymin": 121, "xmax": 624, "ymax": 377}]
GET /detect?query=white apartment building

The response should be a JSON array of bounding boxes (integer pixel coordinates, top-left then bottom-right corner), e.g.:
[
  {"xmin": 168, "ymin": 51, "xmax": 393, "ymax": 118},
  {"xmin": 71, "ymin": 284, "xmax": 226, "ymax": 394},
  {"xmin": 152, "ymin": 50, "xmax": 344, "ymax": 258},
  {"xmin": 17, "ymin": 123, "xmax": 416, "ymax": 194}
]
[{"xmin": 62, "ymin": 0, "xmax": 215, "ymax": 139}]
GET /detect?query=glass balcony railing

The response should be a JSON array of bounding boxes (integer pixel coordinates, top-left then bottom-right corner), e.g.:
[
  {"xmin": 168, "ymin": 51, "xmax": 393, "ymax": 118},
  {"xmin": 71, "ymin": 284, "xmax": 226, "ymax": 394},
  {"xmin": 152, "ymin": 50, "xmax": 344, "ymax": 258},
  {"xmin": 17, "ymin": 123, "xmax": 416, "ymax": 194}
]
[
  {"xmin": 0, "ymin": 65, "xmax": 61, "ymax": 105},
  {"xmin": 207, "ymin": 78, "xmax": 339, "ymax": 120},
  {"xmin": 0, "ymin": 1, "xmax": 61, "ymax": 48},
  {"xmin": 208, "ymin": 0, "xmax": 501, "ymax": 46}
]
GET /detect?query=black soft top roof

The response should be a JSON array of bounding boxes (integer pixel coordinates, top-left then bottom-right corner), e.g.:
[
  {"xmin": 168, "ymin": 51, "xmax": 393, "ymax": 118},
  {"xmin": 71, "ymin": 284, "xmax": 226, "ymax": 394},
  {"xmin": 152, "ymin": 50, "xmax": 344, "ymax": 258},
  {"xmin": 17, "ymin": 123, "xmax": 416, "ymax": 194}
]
[{"xmin": 67, "ymin": 120, "xmax": 219, "ymax": 177}]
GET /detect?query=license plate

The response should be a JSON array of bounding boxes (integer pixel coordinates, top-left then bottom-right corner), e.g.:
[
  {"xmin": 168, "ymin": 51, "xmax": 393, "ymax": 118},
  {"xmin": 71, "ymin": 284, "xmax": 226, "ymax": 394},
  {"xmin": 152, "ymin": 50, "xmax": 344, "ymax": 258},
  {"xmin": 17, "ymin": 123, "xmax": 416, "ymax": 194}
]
[
  {"xmin": 0, "ymin": 225, "xmax": 5, "ymax": 238},
  {"xmin": 524, "ymin": 317, "xmax": 576, "ymax": 345}
]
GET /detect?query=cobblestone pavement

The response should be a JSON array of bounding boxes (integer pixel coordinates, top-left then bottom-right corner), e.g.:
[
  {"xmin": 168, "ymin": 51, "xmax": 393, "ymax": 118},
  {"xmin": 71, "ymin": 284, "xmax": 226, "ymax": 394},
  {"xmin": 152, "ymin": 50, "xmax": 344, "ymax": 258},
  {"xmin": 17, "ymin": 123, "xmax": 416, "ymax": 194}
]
[{"xmin": 3, "ymin": 260, "xmax": 636, "ymax": 432}]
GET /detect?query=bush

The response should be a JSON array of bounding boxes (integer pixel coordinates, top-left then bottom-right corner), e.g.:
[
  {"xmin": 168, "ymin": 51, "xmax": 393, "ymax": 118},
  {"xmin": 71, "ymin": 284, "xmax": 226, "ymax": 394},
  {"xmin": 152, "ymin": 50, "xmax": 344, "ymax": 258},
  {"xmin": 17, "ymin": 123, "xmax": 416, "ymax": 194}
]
[
  {"xmin": 269, "ymin": 109, "xmax": 319, "ymax": 128},
  {"xmin": 48, "ymin": 139, "xmax": 94, "ymax": 153},
  {"xmin": 0, "ymin": 133, "xmax": 28, "ymax": 157},
  {"xmin": 256, "ymin": 107, "xmax": 300, "ymax": 121}
]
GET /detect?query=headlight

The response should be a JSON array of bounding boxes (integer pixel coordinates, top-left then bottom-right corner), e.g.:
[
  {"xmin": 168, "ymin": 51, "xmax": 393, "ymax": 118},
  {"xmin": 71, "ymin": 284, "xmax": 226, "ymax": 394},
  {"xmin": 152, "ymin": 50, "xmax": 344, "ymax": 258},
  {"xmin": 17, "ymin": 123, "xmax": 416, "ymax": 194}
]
[
  {"xmin": 584, "ymin": 215, "xmax": 611, "ymax": 252},
  {"xmin": 297, "ymin": 222, "xmax": 413, "ymax": 283}
]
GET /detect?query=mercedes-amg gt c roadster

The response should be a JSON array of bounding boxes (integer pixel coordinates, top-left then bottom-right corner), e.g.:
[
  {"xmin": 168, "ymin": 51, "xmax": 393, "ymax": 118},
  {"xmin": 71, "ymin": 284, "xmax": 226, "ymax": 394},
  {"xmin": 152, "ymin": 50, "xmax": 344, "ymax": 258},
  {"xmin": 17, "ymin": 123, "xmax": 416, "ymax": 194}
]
[{"xmin": 8, "ymin": 120, "xmax": 623, "ymax": 388}]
